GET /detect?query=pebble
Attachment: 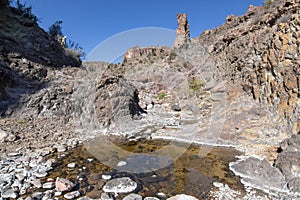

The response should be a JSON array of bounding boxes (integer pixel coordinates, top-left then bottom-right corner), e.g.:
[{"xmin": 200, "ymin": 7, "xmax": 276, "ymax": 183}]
[
  {"xmin": 31, "ymin": 179, "xmax": 42, "ymax": 188},
  {"xmin": 35, "ymin": 171, "xmax": 48, "ymax": 178},
  {"xmin": 87, "ymin": 158, "xmax": 93, "ymax": 162},
  {"xmin": 64, "ymin": 191, "xmax": 80, "ymax": 199},
  {"xmin": 37, "ymin": 156, "xmax": 45, "ymax": 163},
  {"xmin": 46, "ymin": 158, "xmax": 56, "ymax": 168},
  {"xmin": 43, "ymin": 182, "xmax": 55, "ymax": 189},
  {"xmin": 167, "ymin": 194, "xmax": 199, "ymax": 200},
  {"xmin": 0, "ymin": 129, "xmax": 17, "ymax": 142},
  {"xmin": 0, "ymin": 173, "xmax": 13, "ymax": 183},
  {"xmin": 117, "ymin": 161, "xmax": 127, "ymax": 167},
  {"xmin": 43, "ymin": 190, "xmax": 54, "ymax": 200},
  {"xmin": 57, "ymin": 145, "xmax": 67, "ymax": 152},
  {"xmin": 145, "ymin": 197, "xmax": 160, "ymax": 200},
  {"xmin": 101, "ymin": 192, "xmax": 114, "ymax": 200},
  {"xmin": 213, "ymin": 182, "xmax": 223, "ymax": 188},
  {"xmin": 54, "ymin": 191, "xmax": 62, "ymax": 196},
  {"xmin": 123, "ymin": 193, "xmax": 143, "ymax": 200},
  {"xmin": 67, "ymin": 162, "xmax": 76, "ymax": 168},
  {"xmin": 2, "ymin": 189, "xmax": 18, "ymax": 199},
  {"xmin": 32, "ymin": 192, "xmax": 44, "ymax": 199},
  {"xmin": 147, "ymin": 103, "xmax": 154, "ymax": 110},
  {"xmin": 102, "ymin": 174, "xmax": 112, "ymax": 180},
  {"xmin": 55, "ymin": 177, "xmax": 75, "ymax": 192},
  {"xmin": 78, "ymin": 197, "xmax": 94, "ymax": 200},
  {"xmin": 16, "ymin": 173, "xmax": 25, "ymax": 181},
  {"xmin": 171, "ymin": 104, "xmax": 181, "ymax": 112},
  {"xmin": 8, "ymin": 152, "xmax": 22, "ymax": 157},
  {"xmin": 11, "ymin": 179, "xmax": 22, "ymax": 188},
  {"xmin": 156, "ymin": 192, "xmax": 168, "ymax": 199},
  {"xmin": 0, "ymin": 128, "xmax": 9, "ymax": 142}
]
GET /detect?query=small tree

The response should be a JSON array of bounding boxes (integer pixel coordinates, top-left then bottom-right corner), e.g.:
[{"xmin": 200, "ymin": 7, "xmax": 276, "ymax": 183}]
[
  {"xmin": 15, "ymin": 0, "xmax": 39, "ymax": 23},
  {"xmin": 48, "ymin": 20, "xmax": 86, "ymax": 59},
  {"xmin": 48, "ymin": 20, "xmax": 63, "ymax": 37}
]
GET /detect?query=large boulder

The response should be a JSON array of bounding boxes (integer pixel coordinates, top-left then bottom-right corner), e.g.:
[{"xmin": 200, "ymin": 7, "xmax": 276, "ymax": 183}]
[
  {"xmin": 230, "ymin": 157, "xmax": 286, "ymax": 191},
  {"xmin": 94, "ymin": 67, "xmax": 145, "ymax": 127},
  {"xmin": 275, "ymin": 132, "xmax": 300, "ymax": 186}
]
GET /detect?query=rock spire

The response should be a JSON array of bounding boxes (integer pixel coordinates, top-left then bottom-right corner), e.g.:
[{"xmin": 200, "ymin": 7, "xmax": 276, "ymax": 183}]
[{"xmin": 173, "ymin": 13, "xmax": 191, "ymax": 48}]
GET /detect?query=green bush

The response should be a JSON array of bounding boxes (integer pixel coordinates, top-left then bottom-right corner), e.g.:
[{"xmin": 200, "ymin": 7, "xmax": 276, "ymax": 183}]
[{"xmin": 157, "ymin": 91, "xmax": 167, "ymax": 99}]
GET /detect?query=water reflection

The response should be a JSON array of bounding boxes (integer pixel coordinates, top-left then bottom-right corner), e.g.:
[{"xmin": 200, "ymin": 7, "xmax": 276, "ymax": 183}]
[{"xmin": 44, "ymin": 138, "xmax": 244, "ymax": 199}]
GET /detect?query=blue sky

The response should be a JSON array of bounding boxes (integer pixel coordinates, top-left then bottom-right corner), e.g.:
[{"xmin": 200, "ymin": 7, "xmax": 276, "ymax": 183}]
[{"xmin": 24, "ymin": 0, "xmax": 264, "ymax": 60}]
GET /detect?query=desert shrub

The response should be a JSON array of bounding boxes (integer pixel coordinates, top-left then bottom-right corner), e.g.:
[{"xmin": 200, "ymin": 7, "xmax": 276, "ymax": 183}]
[
  {"xmin": 65, "ymin": 39, "xmax": 86, "ymax": 59},
  {"xmin": 168, "ymin": 52, "xmax": 177, "ymax": 61},
  {"xmin": 188, "ymin": 76, "xmax": 206, "ymax": 95},
  {"xmin": 264, "ymin": 0, "xmax": 273, "ymax": 8},
  {"xmin": 48, "ymin": 21, "xmax": 86, "ymax": 59},
  {"xmin": 157, "ymin": 91, "xmax": 167, "ymax": 99}
]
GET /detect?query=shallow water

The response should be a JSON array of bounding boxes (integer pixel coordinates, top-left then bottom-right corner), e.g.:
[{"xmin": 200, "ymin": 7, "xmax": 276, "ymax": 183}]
[{"xmin": 43, "ymin": 138, "xmax": 244, "ymax": 199}]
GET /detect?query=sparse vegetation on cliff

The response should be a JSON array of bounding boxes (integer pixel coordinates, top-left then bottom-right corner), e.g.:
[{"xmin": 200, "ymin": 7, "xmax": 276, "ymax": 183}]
[
  {"xmin": 12, "ymin": 0, "xmax": 39, "ymax": 23},
  {"xmin": 263, "ymin": 0, "xmax": 273, "ymax": 8},
  {"xmin": 48, "ymin": 20, "xmax": 86, "ymax": 59}
]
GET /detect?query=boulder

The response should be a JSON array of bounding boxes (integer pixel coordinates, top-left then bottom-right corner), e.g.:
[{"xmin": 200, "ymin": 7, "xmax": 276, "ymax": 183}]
[
  {"xmin": 275, "ymin": 151, "xmax": 300, "ymax": 180},
  {"xmin": 279, "ymin": 133, "xmax": 300, "ymax": 152},
  {"xmin": 167, "ymin": 194, "xmax": 198, "ymax": 200},
  {"xmin": 230, "ymin": 157, "xmax": 286, "ymax": 191},
  {"xmin": 95, "ymin": 68, "xmax": 145, "ymax": 127},
  {"xmin": 55, "ymin": 177, "xmax": 75, "ymax": 192},
  {"xmin": 287, "ymin": 177, "xmax": 300, "ymax": 193},
  {"xmin": 123, "ymin": 193, "xmax": 143, "ymax": 200},
  {"xmin": 102, "ymin": 177, "xmax": 137, "ymax": 195}
]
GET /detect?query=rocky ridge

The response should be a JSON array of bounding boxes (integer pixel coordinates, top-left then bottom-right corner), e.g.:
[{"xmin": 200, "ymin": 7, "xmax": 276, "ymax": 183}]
[{"xmin": 198, "ymin": 0, "xmax": 300, "ymax": 134}]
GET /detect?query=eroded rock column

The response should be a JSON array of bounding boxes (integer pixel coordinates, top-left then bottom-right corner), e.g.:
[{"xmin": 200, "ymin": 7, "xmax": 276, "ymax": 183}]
[{"xmin": 173, "ymin": 13, "xmax": 191, "ymax": 49}]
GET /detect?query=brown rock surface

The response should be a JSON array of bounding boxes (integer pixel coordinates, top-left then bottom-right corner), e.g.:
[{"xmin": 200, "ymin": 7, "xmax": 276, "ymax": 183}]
[
  {"xmin": 173, "ymin": 14, "xmax": 191, "ymax": 49},
  {"xmin": 198, "ymin": 0, "xmax": 300, "ymax": 134}
]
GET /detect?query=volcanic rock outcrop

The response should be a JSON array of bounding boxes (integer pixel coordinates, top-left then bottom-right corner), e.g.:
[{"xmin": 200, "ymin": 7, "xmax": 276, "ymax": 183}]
[
  {"xmin": 123, "ymin": 46, "xmax": 168, "ymax": 61},
  {"xmin": 94, "ymin": 65, "xmax": 145, "ymax": 128},
  {"xmin": 0, "ymin": 3, "xmax": 81, "ymax": 116},
  {"xmin": 198, "ymin": 0, "xmax": 300, "ymax": 134},
  {"xmin": 173, "ymin": 13, "xmax": 191, "ymax": 49}
]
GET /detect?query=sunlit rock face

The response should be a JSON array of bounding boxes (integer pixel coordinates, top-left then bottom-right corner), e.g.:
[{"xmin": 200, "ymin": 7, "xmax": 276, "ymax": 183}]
[{"xmin": 173, "ymin": 13, "xmax": 191, "ymax": 49}]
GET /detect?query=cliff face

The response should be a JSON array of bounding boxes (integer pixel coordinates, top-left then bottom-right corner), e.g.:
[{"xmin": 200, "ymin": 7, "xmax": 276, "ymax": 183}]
[
  {"xmin": 0, "ymin": 5, "xmax": 81, "ymax": 116},
  {"xmin": 0, "ymin": 5, "xmax": 81, "ymax": 67},
  {"xmin": 198, "ymin": 0, "xmax": 300, "ymax": 134}
]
